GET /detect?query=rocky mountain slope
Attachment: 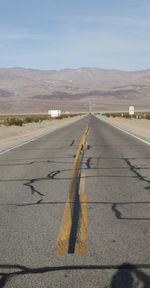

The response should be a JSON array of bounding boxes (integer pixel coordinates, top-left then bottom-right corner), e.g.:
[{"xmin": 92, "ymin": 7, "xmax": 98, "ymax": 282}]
[{"xmin": 0, "ymin": 67, "xmax": 150, "ymax": 113}]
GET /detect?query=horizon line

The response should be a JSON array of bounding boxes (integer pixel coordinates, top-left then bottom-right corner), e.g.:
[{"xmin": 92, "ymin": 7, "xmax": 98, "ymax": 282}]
[{"xmin": 0, "ymin": 66, "xmax": 150, "ymax": 73}]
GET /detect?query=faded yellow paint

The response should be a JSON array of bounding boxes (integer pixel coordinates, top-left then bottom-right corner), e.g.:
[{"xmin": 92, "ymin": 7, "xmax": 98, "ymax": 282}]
[
  {"xmin": 83, "ymin": 143, "xmax": 87, "ymax": 151},
  {"xmin": 79, "ymin": 173, "xmax": 85, "ymax": 195},
  {"xmin": 74, "ymin": 194, "xmax": 88, "ymax": 255},
  {"xmin": 56, "ymin": 203, "xmax": 72, "ymax": 255},
  {"xmin": 56, "ymin": 125, "xmax": 89, "ymax": 255}
]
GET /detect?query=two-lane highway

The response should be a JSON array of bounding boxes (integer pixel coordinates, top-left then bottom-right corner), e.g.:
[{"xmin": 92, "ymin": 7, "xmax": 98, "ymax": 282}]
[{"xmin": 0, "ymin": 114, "xmax": 150, "ymax": 287}]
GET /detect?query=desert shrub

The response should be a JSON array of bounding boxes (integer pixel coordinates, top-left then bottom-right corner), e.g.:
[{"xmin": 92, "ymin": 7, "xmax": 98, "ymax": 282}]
[
  {"xmin": 24, "ymin": 115, "xmax": 49, "ymax": 123},
  {"xmin": 145, "ymin": 113, "xmax": 150, "ymax": 120},
  {"xmin": 1, "ymin": 113, "xmax": 83, "ymax": 126},
  {"xmin": 105, "ymin": 113, "xmax": 122, "ymax": 118},
  {"xmin": 33, "ymin": 116, "xmax": 41, "ymax": 123},
  {"xmin": 33, "ymin": 115, "xmax": 48, "ymax": 122},
  {"xmin": 56, "ymin": 114, "xmax": 69, "ymax": 119},
  {"xmin": 105, "ymin": 113, "xmax": 111, "ymax": 117},
  {"xmin": 5, "ymin": 118, "xmax": 23, "ymax": 126},
  {"xmin": 55, "ymin": 114, "xmax": 81, "ymax": 120},
  {"xmin": 123, "ymin": 113, "xmax": 131, "ymax": 119},
  {"xmin": 104, "ymin": 112, "xmax": 150, "ymax": 120},
  {"xmin": 24, "ymin": 116, "xmax": 34, "ymax": 123}
]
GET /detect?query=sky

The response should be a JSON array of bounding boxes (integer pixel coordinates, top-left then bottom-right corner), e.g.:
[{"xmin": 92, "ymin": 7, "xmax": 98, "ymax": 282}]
[{"xmin": 0, "ymin": 0, "xmax": 150, "ymax": 71}]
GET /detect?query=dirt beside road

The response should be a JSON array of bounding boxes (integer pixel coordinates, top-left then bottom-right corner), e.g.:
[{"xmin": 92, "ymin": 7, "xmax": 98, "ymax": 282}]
[
  {"xmin": 0, "ymin": 116, "xmax": 84, "ymax": 153},
  {"xmin": 97, "ymin": 115, "xmax": 150, "ymax": 142}
]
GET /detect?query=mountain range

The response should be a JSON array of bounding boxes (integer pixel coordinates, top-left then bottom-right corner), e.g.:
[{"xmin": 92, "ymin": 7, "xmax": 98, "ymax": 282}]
[{"xmin": 0, "ymin": 67, "xmax": 150, "ymax": 113}]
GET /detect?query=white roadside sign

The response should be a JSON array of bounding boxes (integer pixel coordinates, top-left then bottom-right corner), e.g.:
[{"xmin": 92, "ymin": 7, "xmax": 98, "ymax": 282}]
[
  {"xmin": 48, "ymin": 110, "xmax": 61, "ymax": 117},
  {"xmin": 129, "ymin": 106, "xmax": 134, "ymax": 115}
]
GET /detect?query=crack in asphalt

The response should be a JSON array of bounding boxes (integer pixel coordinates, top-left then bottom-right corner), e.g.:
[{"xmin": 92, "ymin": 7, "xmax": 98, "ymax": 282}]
[
  {"xmin": 125, "ymin": 158, "xmax": 150, "ymax": 190},
  {"xmin": 0, "ymin": 162, "xmax": 35, "ymax": 167},
  {"xmin": 112, "ymin": 204, "xmax": 122, "ymax": 219},
  {"xmin": 85, "ymin": 157, "xmax": 92, "ymax": 169},
  {"xmin": 87, "ymin": 144, "xmax": 91, "ymax": 150},
  {"xmin": 0, "ymin": 263, "xmax": 150, "ymax": 288},
  {"xmin": 0, "ymin": 174, "xmax": 149, "ymax": 184},
  {"xmin": 24, "ymin": 180, "xmax": 45, "ymax": 197},
  {"xmin": 24, "ymin": 170, "xmax": 61, "ymax": 201},
  {"xmin": 69, "ymin": 140, "xmax": 75, "ymax": 147},
  {"xmin": 111, "ymin": 203, "xmax": 150, "ymax": 220},
  {"xmin": 1, "ymin": 200, "xmax": 149, "ymax": 221},
  {"xmin": 0, "ymin": 159, "xmax": 74, "ymax": 167},
  {"xmin": 1, "ymin": 201, "xmax": 150, "ymax": 207},
  {"xmin": 47, "ymin": 171, "xmax": 60, "ymax": 179}
]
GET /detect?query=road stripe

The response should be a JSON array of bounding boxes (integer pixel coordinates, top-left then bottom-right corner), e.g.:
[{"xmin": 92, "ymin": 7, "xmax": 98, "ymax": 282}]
[
  {"xmin": 56, "ymin": 203, "xmax": 72, "ymax": 255},
  {"xmin": 74, "ymin": 194, "xmax": 88, "ymax": 255},
  {"xmin": 0, "ymin": 130, "xmax": 59, "ymax": 156},
  {"xmin": 75, "ymin": 175, "xmax": 88, "ymax": 254},
  {"xmin": 56, "ymin": 126, "xmax": 88, "ymax": 255},
  {"xmin": 79, "ymin": 173, "xmax": 85, "ymax": 195},
  {"xmin": 111, "ymin": 124, "xmax": 150, "ymax": 146},
  {"xmin": 97, "ymin": 116, "xmax": 150, "ymax": 146}
]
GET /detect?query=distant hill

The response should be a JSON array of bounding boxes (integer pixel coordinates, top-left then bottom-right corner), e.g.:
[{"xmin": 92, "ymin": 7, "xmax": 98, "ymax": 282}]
[
  {"xmin": 0, "ymin": 67, "xmax": 150, "ymax": 113},
  {"xmin": 0, "ymin": 88, "xmax": 14, "ymax": 98}
]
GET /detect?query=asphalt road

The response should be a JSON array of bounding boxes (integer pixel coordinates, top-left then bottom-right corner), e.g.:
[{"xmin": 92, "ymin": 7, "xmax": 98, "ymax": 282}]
[{"xmin": 0, "ymin": 114, "xmax": 150, "ymax": 288}]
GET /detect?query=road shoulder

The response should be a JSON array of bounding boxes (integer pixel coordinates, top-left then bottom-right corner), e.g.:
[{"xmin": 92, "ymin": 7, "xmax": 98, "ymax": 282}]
[{"xmin": 96, "ymin": 115, "xmax": 150, "ymax": 144}]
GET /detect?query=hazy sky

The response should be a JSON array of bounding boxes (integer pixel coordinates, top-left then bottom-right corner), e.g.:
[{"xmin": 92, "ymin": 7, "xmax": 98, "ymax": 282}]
[{"xmin": 0, "ymin": 0, "xmax": 150, "ymax": 71}]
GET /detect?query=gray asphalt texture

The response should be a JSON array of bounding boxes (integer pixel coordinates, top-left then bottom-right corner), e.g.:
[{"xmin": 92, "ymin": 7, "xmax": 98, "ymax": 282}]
[{"xmin": 0, "ymin": 114, "xmax": 150, "ymax": 288}]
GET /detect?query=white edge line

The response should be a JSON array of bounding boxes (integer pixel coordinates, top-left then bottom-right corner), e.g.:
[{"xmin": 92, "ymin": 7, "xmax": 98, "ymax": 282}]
[
  {"xmin": 0, "ymin": 130, "xmax": 53, "ymax": 156},
  {"xmin": 96, "ymin": 116, "xmax": 150, "ymax": 146}
]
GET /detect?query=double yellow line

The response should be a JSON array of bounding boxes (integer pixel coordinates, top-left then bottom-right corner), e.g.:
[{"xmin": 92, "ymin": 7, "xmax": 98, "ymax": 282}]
[{"xmin": 56, "ymin": 124, "xmax": 89, "ymax": 255}]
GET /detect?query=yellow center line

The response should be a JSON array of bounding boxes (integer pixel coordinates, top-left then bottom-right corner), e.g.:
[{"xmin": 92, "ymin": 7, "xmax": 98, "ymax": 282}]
[
  {"xmin": 56, "ymin": 125, "xmax": 88, "ymax": 255},
  {"xmin": 75, "ymin": 174, "xmax": 88, "ymax": 254},
  {"xmin": 79, "ymin": 173, "xmax": 85, "ymax": 195},
  {"xmin": 55, "ymin": 202, "xmax": 72, "ymax": 255}
]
